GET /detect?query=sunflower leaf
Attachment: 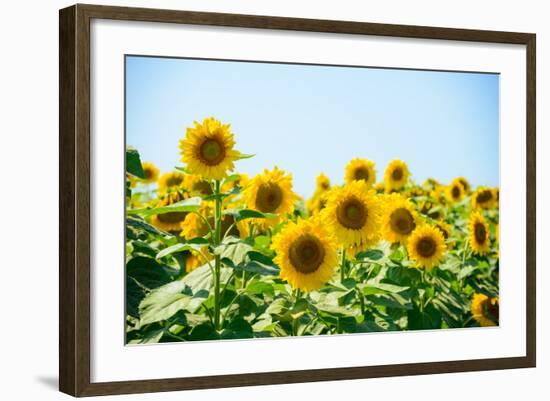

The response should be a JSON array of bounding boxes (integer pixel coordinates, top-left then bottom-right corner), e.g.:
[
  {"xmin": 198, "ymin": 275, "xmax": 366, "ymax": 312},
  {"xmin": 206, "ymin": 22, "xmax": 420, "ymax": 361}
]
[
  {"xmin": 128, "ymin": 197, "xmax": 202, "ymax": 216},
  {"xmin": 236, "ymin": 153, "xmax": 255, "ymax": 160},
  {"xmin": 126, "ymin": 146, "xmax": 145, "ymax": 178},
  {"xmin": 155, "ymin": 240, "xmax": 209, "ymax": 260}
]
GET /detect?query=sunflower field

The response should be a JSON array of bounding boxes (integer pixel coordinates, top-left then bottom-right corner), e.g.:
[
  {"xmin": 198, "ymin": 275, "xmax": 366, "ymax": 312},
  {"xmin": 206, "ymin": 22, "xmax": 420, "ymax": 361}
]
[{"xmin": 125, "ymin": 117, "xmax": 500, "ymax": 344}]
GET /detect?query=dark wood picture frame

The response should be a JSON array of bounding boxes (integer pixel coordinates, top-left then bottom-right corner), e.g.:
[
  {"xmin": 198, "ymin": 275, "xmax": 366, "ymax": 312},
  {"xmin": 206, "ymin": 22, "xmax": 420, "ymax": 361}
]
[{"xmin": 59, "ymin": 3, "xmax": 536, "ymax": 397}]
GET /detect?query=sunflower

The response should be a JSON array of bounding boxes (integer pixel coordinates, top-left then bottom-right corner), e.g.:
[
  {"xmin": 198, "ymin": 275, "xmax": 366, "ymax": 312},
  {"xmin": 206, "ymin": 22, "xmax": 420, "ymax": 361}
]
[
  {"xmin": 272, "ymin": 218, "xmax": 338, "ymax": 292},
  {"xmin": 243, "ymin": 167, "xmax": 298, "ymax": 227},
  {"xmin": 384, "ymin": 159, "xmax": 410, "ymax": 192},
  {"xmin": 180, "ymin": 203, "xmax": 212, "ymax": 240},
  {"xmin": 184, "ymin": 174, "xmax": 213, "ymax": 196},
  {"xmin": 315, "ymin": 173, "xmax": 331, "ymax": 192},
  {"xmin": 307, "ymin": 191, "xmax": 330, "ymax": 216},
  {"xmin": 422, "ymin": 178, "xmax": 440, "ymax": 191},
  {"xmin": 344, "ymin": 158, "xmax": 376, "ymax": 188},
  {"xmin": 139, "ymin": 162, "xmax": 159, "ymax": 184},
  {"xmin": 468, "ymin": 211, "xmax": 490, "ymax": 255},
  {"xmin": 158, "ymin": 171, "xmax": 186, "ymax": 194},
  {"xmin": 419, "ymin": 200, "xmax": 445, "ymax": 221},
  {"xmin": 471, "ymin": 187, "xmax": 496, "ymax": 209},
  {"xmin": 456, "ymin": 176, "xmax": 471, "ymax": 194},
  {"xmin": 381, "ymin": 193, "xmax": 419, "ymax": 243},
  {"xmin": 471, "ymin": 293, "xmax": 499, "ymax": 327},
  {"xmin": 221, "ymin": 172, "xmax": 250, "ymax": 193},
  {"xmin": 493, "ymin": 187, "xmax": 500, "ymax": 206},
  {"xmin": 179, "ymin": 117, "xmax": 241, "ymax": 180},
  {"xmin": 322, "ymin": 181, "xmax": 382, "ymax": 250},
  {"xmin": 407, "ymin": 225, "xmax": 446, "ymax": 269},
  {"xmin": 150, "ymin": 191, "xmax": 189, "ymax": 232},
  {"xmin": 446, "ymin": 178, "xmax": 465, "ymax": 203}
]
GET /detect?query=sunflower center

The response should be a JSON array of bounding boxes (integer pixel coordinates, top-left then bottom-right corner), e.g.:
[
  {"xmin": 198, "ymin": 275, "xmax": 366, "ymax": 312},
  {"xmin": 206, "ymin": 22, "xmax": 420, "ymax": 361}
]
[
  {"xmin": 451, "ymin": 185, "xmax": 461, "ymax": 199},
  {"xmin": 193, "ymin": 180, "xmax": 213, "ymax": 195},
  {"xmin": 256, "ymin": 183, "xmax": 283, "ymax": 213},
  {"xmin": 354, "ymin": 167, "xmax": 370, "ymax": 181},
  {"xmin": 143, "ymin": 168, "xmax": 154, "ymax": 180},
  {"xmin": 288, "ymin": 234, "xmax": 325, "ymax": 274},
  {"xmin": 166, "ymin": 176, "xmax": 183, "ymax": 187},
  {"xmin": 391, "ymin": 167, "xmax": 403, "ymax": 181},
  {"xmin": 485, "ymin": 299, "xmax": 499, "ymax": 322},
  {"xmin": 336, "ymin": 197, "xmax": 367, "ymax": 229},
  {"xmin": 157, "ymin": 211, "xmax": 188, "ymax": 224},
  {"xmin": 390, "ymin": 208, "xmax": 415, "ymax": 235},
  {"xmin": 321, "ymin": 182, "xmax": 330, "ymax": 190},
  {"xmin": 474, "ymin": 222, "xmax": 487, "ymax": 244},
  {"xmin": 477, "ymin": 190, "xmax": 493, "ymax": 204},
  {"xmin": 199, "ymin": 138, "xmax": 225, "ymax": 166},
  {"xmin": 416, "ymin": 237, "xmax": 436, "ymax": 258}
]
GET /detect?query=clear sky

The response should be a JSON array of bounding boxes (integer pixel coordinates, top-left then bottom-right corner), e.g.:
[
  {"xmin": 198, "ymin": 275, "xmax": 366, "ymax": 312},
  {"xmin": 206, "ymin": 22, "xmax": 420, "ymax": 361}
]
[{"xmin": 126, "ymin": 56, "xmax": 499, "ymax": 199}]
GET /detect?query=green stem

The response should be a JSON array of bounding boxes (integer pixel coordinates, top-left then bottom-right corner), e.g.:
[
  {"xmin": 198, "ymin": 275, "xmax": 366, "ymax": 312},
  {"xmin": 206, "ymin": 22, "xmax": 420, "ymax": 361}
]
[
  {"xmin": 340, "ymin": 248, "xmax": 347, "ymax": 283},
  {"xmin": 213, "ymin": 180, "xmax": 222, "ymax": 331}
]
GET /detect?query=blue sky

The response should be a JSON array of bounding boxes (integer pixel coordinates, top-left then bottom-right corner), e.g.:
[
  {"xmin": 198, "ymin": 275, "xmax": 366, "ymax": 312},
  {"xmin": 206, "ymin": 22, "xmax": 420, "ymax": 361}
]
[{"xmin": 126, "ymin": 56, "xmax": 499, "ymax": 199}]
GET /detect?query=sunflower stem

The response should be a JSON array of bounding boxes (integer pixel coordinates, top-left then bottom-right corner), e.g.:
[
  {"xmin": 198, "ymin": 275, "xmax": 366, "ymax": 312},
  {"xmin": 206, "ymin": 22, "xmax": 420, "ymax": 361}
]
[{"xmin": 213, "ymin": 180, "xmax": 222, "ymax": 331}]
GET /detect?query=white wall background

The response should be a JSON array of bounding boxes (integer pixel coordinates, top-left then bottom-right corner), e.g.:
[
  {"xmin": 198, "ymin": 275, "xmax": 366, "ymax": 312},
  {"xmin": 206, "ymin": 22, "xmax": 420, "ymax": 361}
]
[{"xmin": 0, "ymin": 1, "xmax": 545, "ymax": 400}]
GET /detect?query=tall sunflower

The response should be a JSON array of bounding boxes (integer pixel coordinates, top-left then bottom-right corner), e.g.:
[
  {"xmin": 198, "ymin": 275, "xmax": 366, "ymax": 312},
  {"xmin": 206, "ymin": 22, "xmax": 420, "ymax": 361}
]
[
  {"xmin": 446, "ymin": 178, "xmax": 465, "ymax": 203},
  {"xmin": 140, "ymin": 162, "xmax": 159, "ymax": 184},
  {"xmin": 272, "ymin": 218, "xmax": 338, "ymax": 292},
  {"xmin": 471, "ymin": 293, "xmax": 499, "ymax": 327},
  {"xmin": 407, "ymin": 225, "xmax": 446, "ymax": 269},
  {"xmin": 384, "ymin": 159, "xmax": 410, "ymax": 192},
  {"xmin": 468, "ymin": 211, "xmax": 491, "ymax": 255},
  {"xmin": 471, "ymin": 187, "xmax": 496, "ymax": 209},
  {"xmin": 243, "ymin": 167, "xmax": 298, "ymax": 227},
  {"xmin": 344, "ymin": 158, "xmax": 376, "ymax": 188},
  {"xmin": 179, "ymin": 117, "xmax": 241, "ymax": 180},
  {"xmin": 158, "ymin": 171, "xmax": 186, "ymax": 194},
  {"xmin": 381, "ymin": 193, "xmax": 419, "ymax": 243},
  {"xmin": 150, "ymin": 190, "xmax": 189, "ymax": 232},
  {"xmin": 322, "ymin": 181, "xmax": 382, "ymax": 251}
]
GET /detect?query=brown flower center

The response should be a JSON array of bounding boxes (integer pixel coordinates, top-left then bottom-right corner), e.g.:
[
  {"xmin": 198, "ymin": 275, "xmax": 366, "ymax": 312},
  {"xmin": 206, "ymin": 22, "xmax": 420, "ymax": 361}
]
[
  {"xmin": 390, "ymin": 208, "xmax": 415, "ymax": 235},
  {"xmin": 354, "ymin": 167, "xmax": 370, "ymax": 181},
  {"xmin": 143, "ymin": 168, "xmax": 154, "ymax": 180},
  {"xmin": 193, "ymin": 180, "xmax": 213, "ymax": 195},
  {"xmin": 336, "ymin": 197, "xmax": 367, "ymax": 229},
  {"xmin": 483, "ymin": 298, "xmax": 499, "ymax": 323},
  {"xmin": 391, "ymin": 167, "xmax": 403, "ymax": 181},
  {"xmin": 256, "ymin": 183, "xmax": 283, "ymax": 213},
  {"xmin": 416, "ymin": 237, "xmax": 436, "ymax": 258},
  {"xmin": 199, "ymin": 138, "xmax": 225, "ymax": 166},
  {"xmin": 474, "ymin": 222, "xmax": 487, "ymax": 244},
  {"xmin": 166, "ymin": 175, "xmax": 184, "ymax": 187},
  {"xmin": 476, "ymin": 190, "xmax": 493, "ymax": 204},
  {"xmin": 157, "ymin": 211, "xmax": 187, "ymax": 224},
  {"xmin": 451, "ymin": 185, "xmax": 461, "ymax": 199},
  {"xmin": 288, "ymin": 234, "xmax": 325, "ymax": 274}
]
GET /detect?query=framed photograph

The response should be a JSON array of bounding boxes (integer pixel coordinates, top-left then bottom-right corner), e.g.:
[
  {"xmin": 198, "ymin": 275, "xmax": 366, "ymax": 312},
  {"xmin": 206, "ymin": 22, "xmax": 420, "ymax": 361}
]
[{"xmin": 59, "ymin": 4, "xmax": 536, "ymax": 397}]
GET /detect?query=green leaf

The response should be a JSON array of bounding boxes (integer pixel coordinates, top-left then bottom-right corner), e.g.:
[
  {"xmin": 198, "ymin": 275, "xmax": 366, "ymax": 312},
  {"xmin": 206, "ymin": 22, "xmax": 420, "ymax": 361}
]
[
  {"xmin": 126, "ymin": 146, "xmax": 144, "ymax": 178},
  {"xmin": 138, "ymin": 282, "xmax": 191, "ymax": 325},
  {"xmin": 224, "ymin": 209, "xmax": 277, "ymax": 221},
  {"xmin": 408, "ymin": 304, "xmax": 442, "ymax": 330},
  {"xmin": 128, "ymin": 197, "xmax": 202, "ymax": 216},
  {"xmin": 356, "ymin": 249, "xmax": 384, "ymax": 261},
  {"xmin": 360, "ymin": 282, "xmax": 409, "ymax": 296},
  {"xmin": 126, "ymin": 215, "xmax": 167, "ymax": 237},
  {"xmin": 156, "ymin": 239, "xmax": 209, "ymax": 260},
  {"xmin": 236, "ymin": 153, "xmax": 255, "ymax": 160}
]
